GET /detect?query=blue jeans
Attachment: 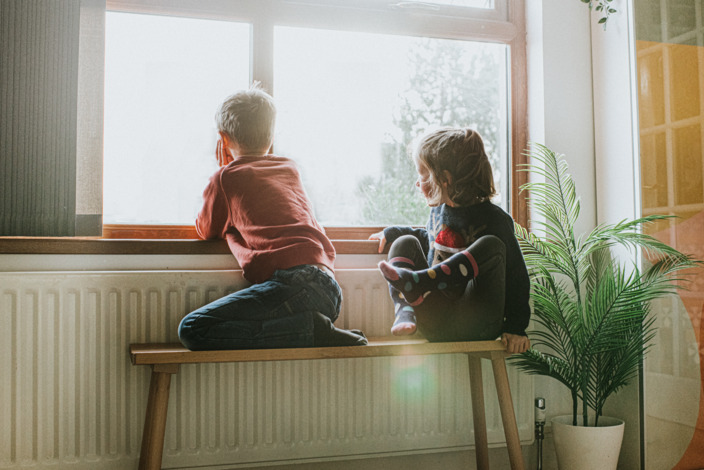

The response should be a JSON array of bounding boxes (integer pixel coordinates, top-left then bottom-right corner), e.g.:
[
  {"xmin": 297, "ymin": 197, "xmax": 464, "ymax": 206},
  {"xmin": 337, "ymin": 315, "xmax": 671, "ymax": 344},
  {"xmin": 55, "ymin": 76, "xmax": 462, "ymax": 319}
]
[{"xmin": 178, "ymin": 265, "xmax": 342, "ymax": 350}]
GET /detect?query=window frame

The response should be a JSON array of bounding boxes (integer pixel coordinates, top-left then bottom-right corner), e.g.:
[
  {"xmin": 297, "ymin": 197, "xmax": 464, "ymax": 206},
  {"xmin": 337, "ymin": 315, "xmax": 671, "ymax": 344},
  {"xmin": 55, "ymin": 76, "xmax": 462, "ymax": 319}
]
[{"xmin": 102, "ymin": 0, "xmax": 528, "ymax": 244}]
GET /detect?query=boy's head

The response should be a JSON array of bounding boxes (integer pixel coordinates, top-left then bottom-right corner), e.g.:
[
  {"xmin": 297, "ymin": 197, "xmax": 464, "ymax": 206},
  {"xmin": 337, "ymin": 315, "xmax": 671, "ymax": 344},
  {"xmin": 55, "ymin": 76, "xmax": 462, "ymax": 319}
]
[
  {"xmin": 216, "ymin": 83, "xmax": 276, "ymax": 155},
  {"xmin": 414, "ymin": 127, "xmax": 496, "ymax": 207}
]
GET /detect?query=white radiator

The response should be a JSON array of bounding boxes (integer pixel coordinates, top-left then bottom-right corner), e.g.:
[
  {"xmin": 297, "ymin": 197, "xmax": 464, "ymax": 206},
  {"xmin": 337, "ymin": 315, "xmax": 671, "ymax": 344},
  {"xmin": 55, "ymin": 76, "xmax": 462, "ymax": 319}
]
[{"xmin": 0, "ymin": 270, "xmax": 533, "ymax": 469}]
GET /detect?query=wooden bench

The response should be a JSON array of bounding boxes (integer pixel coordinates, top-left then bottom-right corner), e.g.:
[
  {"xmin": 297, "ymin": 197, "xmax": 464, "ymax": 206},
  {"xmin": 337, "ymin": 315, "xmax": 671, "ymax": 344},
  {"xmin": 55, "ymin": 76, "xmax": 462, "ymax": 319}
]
[{"xmin": 130, "ymin": 338, "xmax": 526, "ymax": 470}]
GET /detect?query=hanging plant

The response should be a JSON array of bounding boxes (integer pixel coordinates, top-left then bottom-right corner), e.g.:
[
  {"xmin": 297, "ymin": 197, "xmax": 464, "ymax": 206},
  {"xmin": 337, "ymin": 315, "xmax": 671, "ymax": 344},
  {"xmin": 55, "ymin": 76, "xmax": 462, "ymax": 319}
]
[{"xmin": 581, "ymin": 0, "xmax": 618, "ymax": 29}]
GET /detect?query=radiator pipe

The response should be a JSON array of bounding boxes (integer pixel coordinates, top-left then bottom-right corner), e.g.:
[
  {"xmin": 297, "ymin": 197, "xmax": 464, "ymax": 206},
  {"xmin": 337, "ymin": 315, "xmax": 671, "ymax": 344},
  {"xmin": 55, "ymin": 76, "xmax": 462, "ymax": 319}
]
[{"xmin": 535, "ymin": 397, "xmax": 546, "ymax": 470}]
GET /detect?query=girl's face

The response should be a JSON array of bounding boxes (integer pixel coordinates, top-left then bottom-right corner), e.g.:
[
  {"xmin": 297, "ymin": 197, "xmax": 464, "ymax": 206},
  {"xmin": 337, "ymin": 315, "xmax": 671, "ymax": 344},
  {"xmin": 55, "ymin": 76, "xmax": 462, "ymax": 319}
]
[
  {"xmin": 416, "ymin": 160, "xmax": 456, "ymax": 207},
  {"xmin": 415, "ymin": 160, "xmax": 435, "ymax": 203},
  {"xmin": 415, "ymin": 159, "xmax": 454, "ymax": 207}
]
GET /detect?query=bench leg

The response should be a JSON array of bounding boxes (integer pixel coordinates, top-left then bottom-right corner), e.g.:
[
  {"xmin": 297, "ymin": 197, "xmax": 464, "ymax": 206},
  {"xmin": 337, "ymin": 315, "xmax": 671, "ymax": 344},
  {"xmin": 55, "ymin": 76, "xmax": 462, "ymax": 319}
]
[
  {"xmin": 490, "ymin": 352, "xmax": 525, "ymax": 470},
  {"xmin": 468, "ymin": 355, "xmax": 490, "ymax": 470},
  {"xmin": 139, "ymin": 364, "xmax": 179, "ymax": 470}
]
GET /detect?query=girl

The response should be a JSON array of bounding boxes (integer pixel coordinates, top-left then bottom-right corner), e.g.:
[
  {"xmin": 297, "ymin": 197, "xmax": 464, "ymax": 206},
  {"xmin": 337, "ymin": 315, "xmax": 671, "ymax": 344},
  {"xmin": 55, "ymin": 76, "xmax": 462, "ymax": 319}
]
[{"xmin": 370, "ymin": 128, "xmax": 531, "ymax": 354}]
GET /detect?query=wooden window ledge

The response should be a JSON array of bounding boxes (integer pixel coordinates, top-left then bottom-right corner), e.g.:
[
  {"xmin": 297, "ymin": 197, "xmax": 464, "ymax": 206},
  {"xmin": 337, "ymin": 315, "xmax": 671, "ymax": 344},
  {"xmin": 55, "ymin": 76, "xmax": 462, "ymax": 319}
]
[
  {"xmin": 0, "ymin": 225, "xmax": 388, "ymax": 255},
  {"xmin": 0, "ymin": 237, "xmax": 382, "ymax": 255}
]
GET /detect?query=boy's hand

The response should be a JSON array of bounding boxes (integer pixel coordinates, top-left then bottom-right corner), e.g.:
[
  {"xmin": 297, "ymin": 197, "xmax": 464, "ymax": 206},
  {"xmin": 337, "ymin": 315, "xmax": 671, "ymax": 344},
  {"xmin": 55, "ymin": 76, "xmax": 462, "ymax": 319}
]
[
  {"xmin": 501, "ymin": 333, "xmax": 530, "ymax": 354},
  {"xmin": 368, "ymin": 231, "xmax": 387, "ymax": 254},
  {"xmin": 216, "ymin": 139, "xmax": 234, "ymax": 167}
]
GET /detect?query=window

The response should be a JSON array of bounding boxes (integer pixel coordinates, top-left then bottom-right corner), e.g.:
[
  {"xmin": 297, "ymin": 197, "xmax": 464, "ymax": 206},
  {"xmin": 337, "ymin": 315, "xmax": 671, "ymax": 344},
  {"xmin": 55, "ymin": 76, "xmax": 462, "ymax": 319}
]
[
  {"xmin": 104, "ymin": 13, "xmax": 250, "ymax": 225},
  {"xmin": 103, "ymin": 0, "xmax": 526, "ymax": 237},
  {"xmin": 274, "ymin": 27, "xmax": 508, "ymax": 226}
]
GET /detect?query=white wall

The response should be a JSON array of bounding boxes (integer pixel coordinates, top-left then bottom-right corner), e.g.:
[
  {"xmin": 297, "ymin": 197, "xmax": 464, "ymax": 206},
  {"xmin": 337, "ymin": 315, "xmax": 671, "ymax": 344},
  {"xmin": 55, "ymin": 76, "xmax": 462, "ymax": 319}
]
[
  {"xmin": 525, "ymin": 0, "xmax": 597, "ymax": 425},
  {"xmin": 526, "ymin": 0, "xmax": 643, "ymax": 469},
  {"xmin": 590, "ymin": 1, "xmax": 643, "ymax": 468}
]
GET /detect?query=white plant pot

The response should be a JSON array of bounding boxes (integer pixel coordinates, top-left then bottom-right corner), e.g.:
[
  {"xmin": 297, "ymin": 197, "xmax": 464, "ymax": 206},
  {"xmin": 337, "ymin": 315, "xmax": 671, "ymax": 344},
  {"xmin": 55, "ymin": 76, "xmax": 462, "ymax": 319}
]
[{"xmin": 551, "ymin": 415, "xmax": 625, "ymax": 470}]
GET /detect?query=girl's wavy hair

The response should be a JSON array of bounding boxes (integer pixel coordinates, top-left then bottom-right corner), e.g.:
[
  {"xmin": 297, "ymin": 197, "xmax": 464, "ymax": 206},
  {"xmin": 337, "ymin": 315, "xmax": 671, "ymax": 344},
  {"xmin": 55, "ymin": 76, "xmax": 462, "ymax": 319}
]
[{"xmin": 414, "ymin": 127, "xmax": 496, "ymax": 207}]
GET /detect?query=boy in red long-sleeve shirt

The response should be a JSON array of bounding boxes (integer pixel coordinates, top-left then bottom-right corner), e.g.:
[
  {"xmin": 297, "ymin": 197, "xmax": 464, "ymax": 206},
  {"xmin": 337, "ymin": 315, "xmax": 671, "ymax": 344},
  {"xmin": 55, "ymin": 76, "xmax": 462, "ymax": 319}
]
[{"xmin": 178, "ymin": 85, "xmax": 366, "ymax": 350}]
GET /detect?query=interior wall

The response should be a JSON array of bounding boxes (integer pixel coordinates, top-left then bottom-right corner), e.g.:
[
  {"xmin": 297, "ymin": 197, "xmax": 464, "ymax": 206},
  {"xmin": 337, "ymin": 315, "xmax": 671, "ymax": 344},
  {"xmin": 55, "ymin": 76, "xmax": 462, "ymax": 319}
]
[
  {"xmin": 590, "ymin": 1, "xmax": 643, "ymax": 468},
  {"xmin": 530, "ymin": 1, "xmax": 656, "ymax": 469},
  {"xmin": 525, "ymin": 0, "xmax": 598, "ymax": 427}
]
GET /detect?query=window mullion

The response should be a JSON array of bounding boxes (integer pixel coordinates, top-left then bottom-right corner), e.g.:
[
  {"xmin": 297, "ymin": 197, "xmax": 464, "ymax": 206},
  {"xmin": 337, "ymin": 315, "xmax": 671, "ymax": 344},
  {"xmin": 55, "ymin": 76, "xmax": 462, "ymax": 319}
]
[{"xmin": 251, "ymin": 18, "xmax": 275, "ymax": 95}]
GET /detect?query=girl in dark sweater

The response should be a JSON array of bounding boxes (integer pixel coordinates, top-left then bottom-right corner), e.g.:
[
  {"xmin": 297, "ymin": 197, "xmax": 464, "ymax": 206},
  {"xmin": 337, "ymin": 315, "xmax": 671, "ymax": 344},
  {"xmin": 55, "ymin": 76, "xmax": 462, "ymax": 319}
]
[{"xmin": 371, "ymin": 128, "xmax": 531, "ymax": 354}]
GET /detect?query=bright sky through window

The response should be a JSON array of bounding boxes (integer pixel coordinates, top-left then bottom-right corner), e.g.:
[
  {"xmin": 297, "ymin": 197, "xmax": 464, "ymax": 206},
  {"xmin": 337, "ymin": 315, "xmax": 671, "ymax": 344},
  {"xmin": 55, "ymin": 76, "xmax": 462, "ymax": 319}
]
[
  {"xmin": 104, "ymin": 12, "xmax": 250, "ymax": 224},
  {"xmin": 104, "ymin": 12, "xmax": 507, "ymax": 227},
  {"xmin": 274, "ymin": 27, "xmax": 507, "ymax": 225}
]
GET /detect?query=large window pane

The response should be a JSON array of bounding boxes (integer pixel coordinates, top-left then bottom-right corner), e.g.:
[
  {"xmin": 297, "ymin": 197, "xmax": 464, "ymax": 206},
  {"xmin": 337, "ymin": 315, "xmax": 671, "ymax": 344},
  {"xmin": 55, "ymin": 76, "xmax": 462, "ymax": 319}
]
[
  {"xmin": 274, "ymin": 27, "xmax": 508, "ymax": 226},
  {"xmin": 104, "ymin": 13, "xmax": 250, "ymax": 224}
]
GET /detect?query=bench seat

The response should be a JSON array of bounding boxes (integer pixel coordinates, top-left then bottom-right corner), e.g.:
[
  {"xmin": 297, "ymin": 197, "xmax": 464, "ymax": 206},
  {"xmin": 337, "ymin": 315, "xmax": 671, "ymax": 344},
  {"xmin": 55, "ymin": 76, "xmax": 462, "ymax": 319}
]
[{"xmin": 130, "ymin": 338, "xmax": 525, "ymax": 470}]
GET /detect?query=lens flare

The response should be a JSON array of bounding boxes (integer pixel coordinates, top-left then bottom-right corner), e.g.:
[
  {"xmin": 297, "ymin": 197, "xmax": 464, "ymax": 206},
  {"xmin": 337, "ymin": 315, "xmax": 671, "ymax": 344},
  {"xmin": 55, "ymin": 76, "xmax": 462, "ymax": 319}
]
[{"xmin": 391, "ymin": 357, "xmax": 438, "ymax": 402}]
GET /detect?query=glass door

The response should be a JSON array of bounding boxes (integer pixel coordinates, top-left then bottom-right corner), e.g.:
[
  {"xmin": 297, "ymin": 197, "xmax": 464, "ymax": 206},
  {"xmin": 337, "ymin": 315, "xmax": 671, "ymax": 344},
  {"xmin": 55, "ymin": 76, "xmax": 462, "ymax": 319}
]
[{"xmin": 634, "ymin": 1, "xmax": 704, "ymax": 468}]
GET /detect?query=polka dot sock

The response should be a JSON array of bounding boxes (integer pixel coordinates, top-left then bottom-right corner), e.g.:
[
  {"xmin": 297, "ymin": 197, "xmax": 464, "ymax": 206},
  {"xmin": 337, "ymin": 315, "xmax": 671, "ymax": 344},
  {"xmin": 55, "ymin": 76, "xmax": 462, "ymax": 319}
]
[
  {"xmin": 378, "ymin": 249, "xmax": 478, "ymax": 305},
  {"xmin": 390, "ymin": 288, "xmax": 417, "ymax": 336},
  {"xmin": 383, "ymin": 257, "xmax": 418, "ymax": 336}
]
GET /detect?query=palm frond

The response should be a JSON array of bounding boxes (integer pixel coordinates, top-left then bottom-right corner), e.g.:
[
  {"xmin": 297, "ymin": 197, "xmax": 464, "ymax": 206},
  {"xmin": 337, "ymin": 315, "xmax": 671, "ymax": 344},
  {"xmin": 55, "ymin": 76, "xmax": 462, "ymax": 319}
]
[
  {"xmin": 581, "ymin": 264, "xmax": 654, "ymax": 355},
  {"xmin": 520, "ymin": 143, "xmax": 586, "ymax": 305},
  {"xmin": 529, "ymin": 276, "xmax": 579, "ymax": 359},
  {"xmin": 590, "ymin": 306, "xmax": 657, "ymax": 416},
  {"xmin": 510, "ymin": 349, "xmax": 578, "ymax": 391},
  {"xmin": 521, "ymin": 143, "xmax": 581, "ymax": 235},
  {"xmin": 515, "ymin": 223, "xmax": 575, "ymax": 277}
]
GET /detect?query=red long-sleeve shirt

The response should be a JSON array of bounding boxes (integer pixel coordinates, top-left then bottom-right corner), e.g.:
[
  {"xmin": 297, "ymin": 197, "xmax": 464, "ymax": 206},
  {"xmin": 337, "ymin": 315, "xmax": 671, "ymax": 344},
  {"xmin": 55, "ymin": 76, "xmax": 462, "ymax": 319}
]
[{"xmin": 196, "ymin": 155, "xmax": 335, "ymax": 284}]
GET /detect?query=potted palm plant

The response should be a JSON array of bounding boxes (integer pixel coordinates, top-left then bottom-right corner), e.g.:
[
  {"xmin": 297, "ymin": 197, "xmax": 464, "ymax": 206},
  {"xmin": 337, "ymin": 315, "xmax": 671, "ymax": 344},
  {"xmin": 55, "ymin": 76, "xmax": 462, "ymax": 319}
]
[{"xmin": 511, "ymin": 144, "xmax": 699, "ymax": 469}]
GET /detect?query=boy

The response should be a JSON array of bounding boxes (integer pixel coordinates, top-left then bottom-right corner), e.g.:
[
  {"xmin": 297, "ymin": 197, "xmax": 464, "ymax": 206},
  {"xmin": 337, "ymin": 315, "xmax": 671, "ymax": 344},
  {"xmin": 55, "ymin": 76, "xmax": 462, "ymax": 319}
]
[{"xmin": 178, "ymin": 85, "xmax": 366, "ymax": 350}]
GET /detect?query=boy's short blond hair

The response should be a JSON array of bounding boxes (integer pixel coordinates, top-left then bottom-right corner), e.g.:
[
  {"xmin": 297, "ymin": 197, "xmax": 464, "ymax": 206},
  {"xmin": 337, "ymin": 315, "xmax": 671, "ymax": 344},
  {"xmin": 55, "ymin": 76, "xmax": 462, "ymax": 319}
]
[
  {"xmin": 414, "ymin": 127, "xmax": 496, "ymax": 207},
  {"xmin": 216, "ymin": 84, "xmax": 276, "ymax": 153}
]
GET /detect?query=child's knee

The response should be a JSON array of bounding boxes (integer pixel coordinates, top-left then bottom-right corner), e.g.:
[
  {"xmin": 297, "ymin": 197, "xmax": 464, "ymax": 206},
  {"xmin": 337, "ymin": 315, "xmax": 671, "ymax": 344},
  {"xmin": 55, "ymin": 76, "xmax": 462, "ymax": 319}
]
[
  {"xmin": 394, "ymin": 234, "xmax": 422, "ymax": 249},
  {"xmin": 389, "ymin": 234, "xmax": 425, "ymax": 259},
  {"xmin": 474, "ymin": 234, "xmax": 505, "ymax": 256}
]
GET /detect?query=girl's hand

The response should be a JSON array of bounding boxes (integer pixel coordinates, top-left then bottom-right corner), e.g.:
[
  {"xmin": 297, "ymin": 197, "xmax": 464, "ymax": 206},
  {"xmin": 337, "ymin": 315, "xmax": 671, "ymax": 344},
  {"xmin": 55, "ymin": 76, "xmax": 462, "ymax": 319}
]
[
  {"xmin": 368, "ymin": 231, "xmax": 387, "ymax": 254},
  {"xmin": 501, "ymin": 333, "xmax": 530, "ymax": 354},
  {"xmin": 216, "ymin": 139, "xmax": 234, "ymax": 167}
]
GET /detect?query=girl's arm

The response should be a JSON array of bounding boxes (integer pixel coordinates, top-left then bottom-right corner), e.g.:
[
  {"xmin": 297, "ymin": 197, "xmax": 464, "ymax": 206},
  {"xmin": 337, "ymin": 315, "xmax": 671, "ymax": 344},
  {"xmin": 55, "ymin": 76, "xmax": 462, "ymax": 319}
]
[
  {"xmin": 502, "ymin": 261, "xmax": 531, "ymax": 334},
  {"xmin": 502, "ymin": 221, "xmax": 532, "ymax": 350},
  {"xmin": 501, "ymin": 333, "xmax": 530, "ymax": 354},
  {"xmin": 368, "ymin": 230, "xmax": 388, "ymax": 253}
]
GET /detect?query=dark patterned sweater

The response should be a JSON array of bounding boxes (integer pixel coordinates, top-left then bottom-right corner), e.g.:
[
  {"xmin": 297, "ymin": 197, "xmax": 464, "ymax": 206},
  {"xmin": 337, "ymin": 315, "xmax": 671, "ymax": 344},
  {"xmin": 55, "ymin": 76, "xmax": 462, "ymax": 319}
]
[{"xmin": 383, "ymin": 201, "xmax": 531, "ymax": 336}]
